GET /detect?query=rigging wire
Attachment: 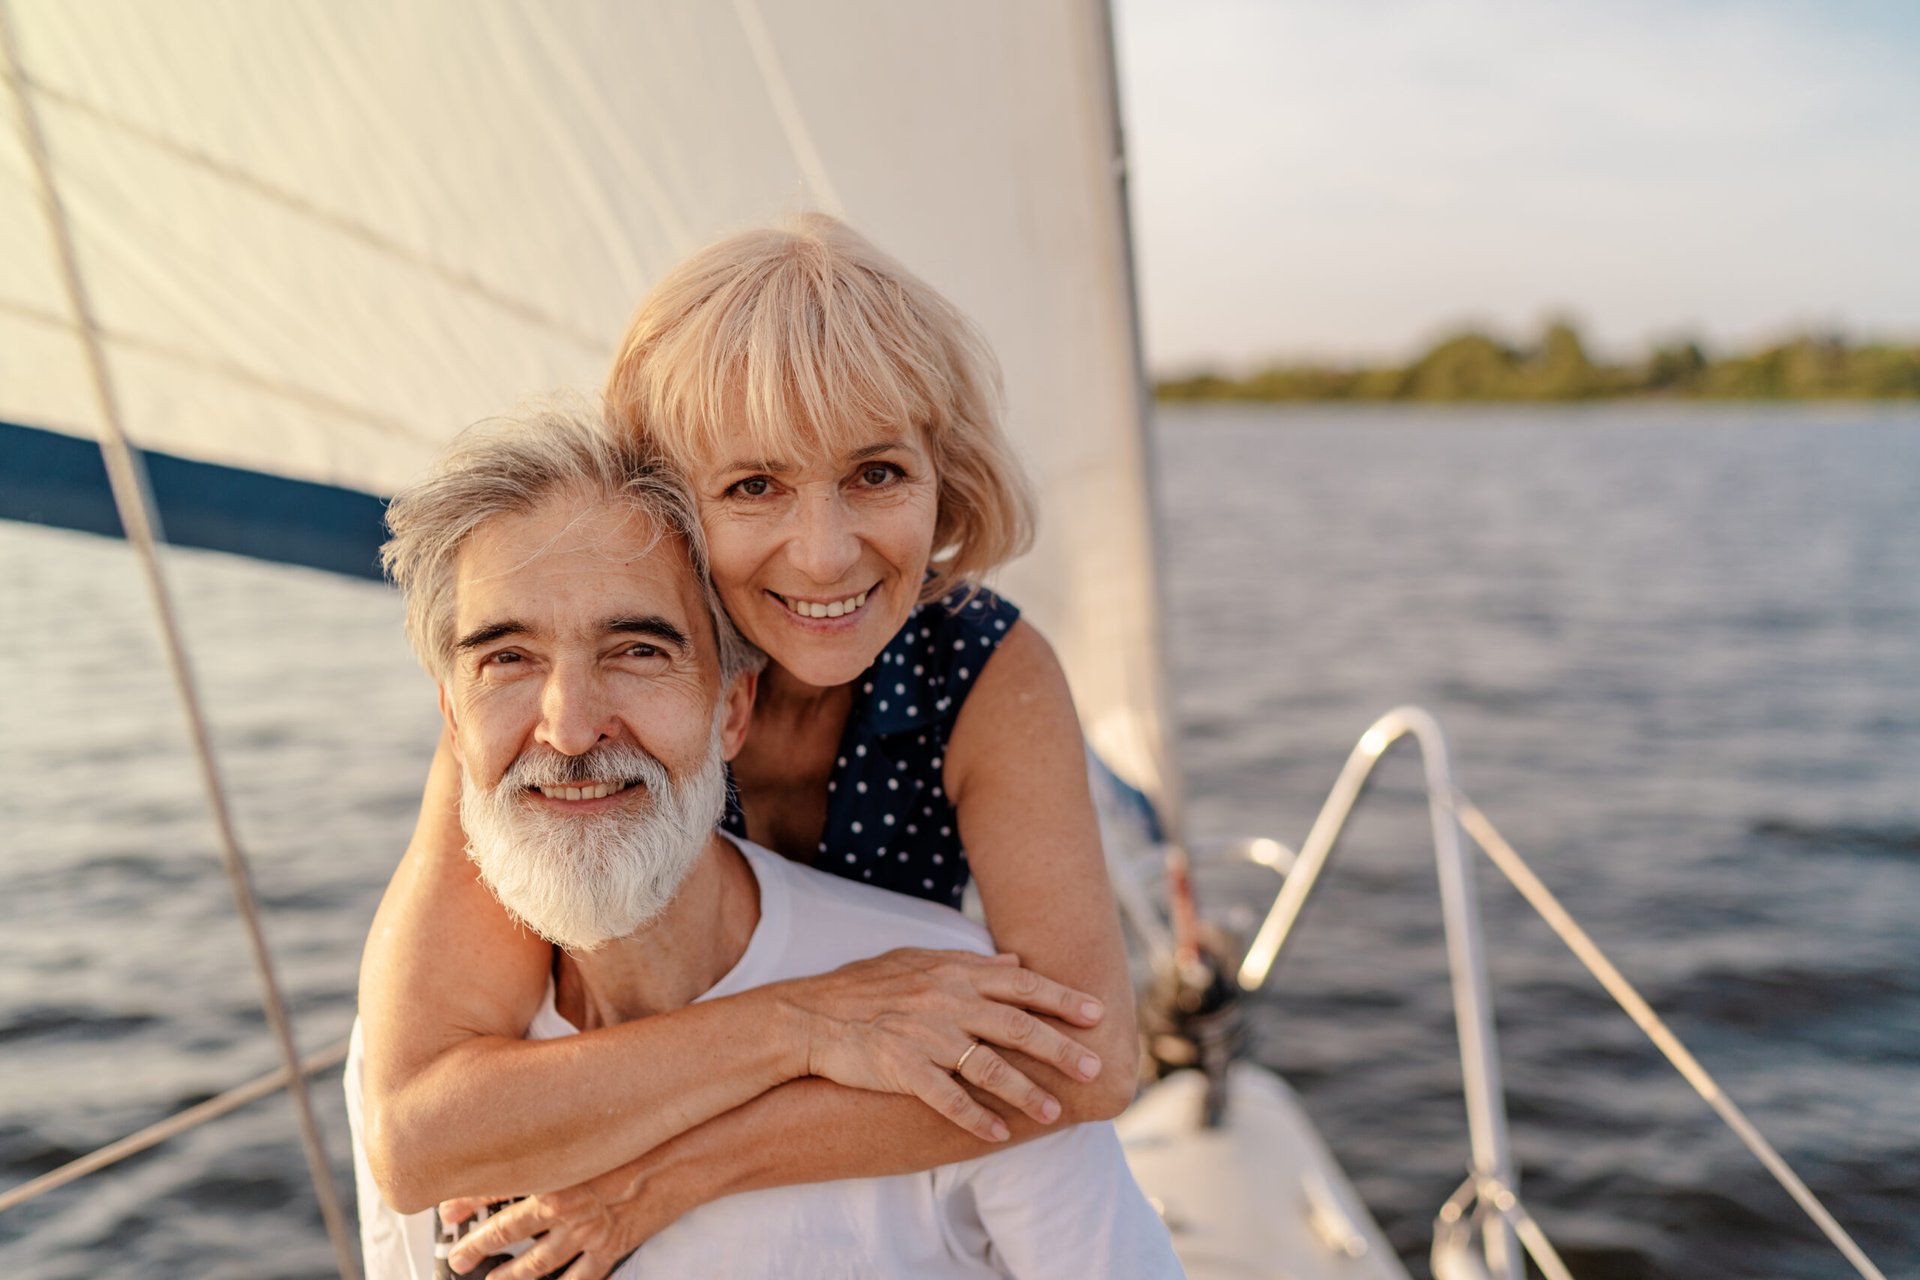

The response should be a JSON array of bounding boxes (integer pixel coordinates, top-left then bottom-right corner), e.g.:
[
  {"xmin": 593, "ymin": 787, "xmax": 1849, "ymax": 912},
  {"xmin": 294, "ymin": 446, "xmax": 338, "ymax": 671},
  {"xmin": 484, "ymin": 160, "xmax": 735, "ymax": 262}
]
[
  {"xmin": 1455, "ymin": 796, "xmax": 1888, "ymax": 1280},
  {"xmin": 0, "ymin": 10, "xmax": 361, "ymax": 1276}
]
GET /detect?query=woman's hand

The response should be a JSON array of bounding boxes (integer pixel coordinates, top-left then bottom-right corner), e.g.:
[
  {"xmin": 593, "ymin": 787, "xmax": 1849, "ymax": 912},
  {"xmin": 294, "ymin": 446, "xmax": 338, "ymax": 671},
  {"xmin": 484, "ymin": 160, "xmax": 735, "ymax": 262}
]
[
  {"xmin": 438, "ymin": 1168, "xmax": 676, "ymax": 1280},
  {"xmin": 775, "ymin": 947, "xmax": 1107, "ymax": 1143}
]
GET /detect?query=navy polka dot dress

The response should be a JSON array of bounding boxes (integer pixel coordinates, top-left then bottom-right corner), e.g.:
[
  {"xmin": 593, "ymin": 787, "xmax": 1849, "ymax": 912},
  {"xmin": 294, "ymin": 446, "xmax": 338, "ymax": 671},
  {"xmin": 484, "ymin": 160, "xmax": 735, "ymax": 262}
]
[{"xmin": 722, "ymin": 586, "xmax": 1019, "ymax": 908}]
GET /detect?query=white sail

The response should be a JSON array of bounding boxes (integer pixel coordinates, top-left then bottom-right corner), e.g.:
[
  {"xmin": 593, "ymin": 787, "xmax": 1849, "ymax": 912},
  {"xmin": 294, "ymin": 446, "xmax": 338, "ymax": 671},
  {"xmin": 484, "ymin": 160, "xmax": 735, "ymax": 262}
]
[{"xmin": 1, "ymin": 0, "xmax": 1174, "ymax": 807}]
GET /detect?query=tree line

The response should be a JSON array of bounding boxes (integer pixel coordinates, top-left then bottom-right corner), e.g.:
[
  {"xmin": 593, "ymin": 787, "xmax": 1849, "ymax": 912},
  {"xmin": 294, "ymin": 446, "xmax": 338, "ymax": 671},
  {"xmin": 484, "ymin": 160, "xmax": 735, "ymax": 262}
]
[{"xmin": 1156, "ymin": 322, "xmax": 1920, "ymax": 402}]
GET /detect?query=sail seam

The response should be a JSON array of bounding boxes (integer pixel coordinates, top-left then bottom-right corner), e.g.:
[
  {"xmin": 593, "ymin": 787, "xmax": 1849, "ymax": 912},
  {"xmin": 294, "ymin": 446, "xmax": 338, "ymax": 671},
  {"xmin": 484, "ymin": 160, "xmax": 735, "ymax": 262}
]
[
  {"xmin": 0, "ymin": 297, "xmax": 442, "ymax": 448},
  {"xmin": 15, "ymin": 73, "xmax": 605, "ymax": 354},
  {"xmin": 732, "ymin": 0, "xmax": 845, "ymax": 215}
]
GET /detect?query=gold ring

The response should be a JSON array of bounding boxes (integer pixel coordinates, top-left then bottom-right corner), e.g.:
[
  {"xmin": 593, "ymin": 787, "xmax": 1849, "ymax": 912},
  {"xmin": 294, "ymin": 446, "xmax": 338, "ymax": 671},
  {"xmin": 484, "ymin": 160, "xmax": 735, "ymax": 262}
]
[{"xmin": 953, "ymin": 1039, "xmax": 982, "ymax": 1075}]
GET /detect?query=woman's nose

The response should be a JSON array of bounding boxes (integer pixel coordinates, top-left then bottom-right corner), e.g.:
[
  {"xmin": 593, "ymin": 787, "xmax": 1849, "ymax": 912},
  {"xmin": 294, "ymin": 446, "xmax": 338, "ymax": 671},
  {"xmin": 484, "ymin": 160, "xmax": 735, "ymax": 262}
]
[{"xmin": 788, "ymin": 490, "xmax": 861, "ymax": 584}]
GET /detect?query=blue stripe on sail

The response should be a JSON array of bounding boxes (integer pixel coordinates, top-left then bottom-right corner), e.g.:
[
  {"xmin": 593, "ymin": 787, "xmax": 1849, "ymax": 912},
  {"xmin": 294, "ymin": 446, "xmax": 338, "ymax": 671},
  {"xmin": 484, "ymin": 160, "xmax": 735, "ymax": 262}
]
[{"xmin": 0, "ymin": 419, "xmax": 388, "ymax": 581}]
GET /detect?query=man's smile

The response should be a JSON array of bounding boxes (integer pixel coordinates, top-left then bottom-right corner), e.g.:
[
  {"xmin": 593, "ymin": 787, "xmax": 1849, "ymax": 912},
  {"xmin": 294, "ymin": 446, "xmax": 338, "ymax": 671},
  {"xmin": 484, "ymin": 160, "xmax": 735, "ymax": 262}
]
[{"xmin": 528, "ymin": 779, "xmax": 642, "ymax": 802}]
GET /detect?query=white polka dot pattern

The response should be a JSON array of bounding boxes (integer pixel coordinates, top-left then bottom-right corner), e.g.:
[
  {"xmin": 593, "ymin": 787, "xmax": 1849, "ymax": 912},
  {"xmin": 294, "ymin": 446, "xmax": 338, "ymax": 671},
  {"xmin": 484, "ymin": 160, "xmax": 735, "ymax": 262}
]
[{"xmin": 719, "ymin": 587, "xmax": 1020, "ymax": 908}]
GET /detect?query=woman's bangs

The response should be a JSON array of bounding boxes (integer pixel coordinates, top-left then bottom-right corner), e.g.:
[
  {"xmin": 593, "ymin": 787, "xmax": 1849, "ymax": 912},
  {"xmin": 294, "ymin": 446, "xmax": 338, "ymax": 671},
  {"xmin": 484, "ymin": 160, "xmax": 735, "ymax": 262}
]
[{"xmin": 678, "ymin": 286, "xmax": 945, "ymax": 466}]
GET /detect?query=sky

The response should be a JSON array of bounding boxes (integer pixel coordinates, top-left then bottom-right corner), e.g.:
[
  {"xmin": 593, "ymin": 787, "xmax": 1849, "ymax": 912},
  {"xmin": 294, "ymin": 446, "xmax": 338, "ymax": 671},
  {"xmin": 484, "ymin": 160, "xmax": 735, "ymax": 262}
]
[{"xmin": 1114, "ymin": 0, "xmax": 1920, "ymax": 372}]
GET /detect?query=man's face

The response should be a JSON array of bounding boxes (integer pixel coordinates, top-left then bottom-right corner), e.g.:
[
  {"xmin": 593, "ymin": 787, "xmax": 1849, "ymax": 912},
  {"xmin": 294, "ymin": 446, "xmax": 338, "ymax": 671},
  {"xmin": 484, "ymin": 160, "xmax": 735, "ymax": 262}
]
[{"xmin": 441, "ymin": 492, "xmax": 749, "ymax": 949}]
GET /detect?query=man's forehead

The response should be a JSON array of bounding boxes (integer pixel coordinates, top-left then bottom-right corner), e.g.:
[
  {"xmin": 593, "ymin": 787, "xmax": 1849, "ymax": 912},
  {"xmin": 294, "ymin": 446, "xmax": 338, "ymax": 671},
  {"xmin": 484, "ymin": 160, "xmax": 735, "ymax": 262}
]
[{"xmin": 452, "ymin": 496, "xmax": 705, "ymax": 632}]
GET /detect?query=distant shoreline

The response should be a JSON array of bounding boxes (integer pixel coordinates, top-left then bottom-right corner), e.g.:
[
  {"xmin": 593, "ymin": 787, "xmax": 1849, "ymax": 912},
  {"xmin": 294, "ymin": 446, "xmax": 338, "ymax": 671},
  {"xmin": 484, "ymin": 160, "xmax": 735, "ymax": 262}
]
[{"xmin": 1155, "ymin": 323, "xmax": 1920, "ymax": 403}]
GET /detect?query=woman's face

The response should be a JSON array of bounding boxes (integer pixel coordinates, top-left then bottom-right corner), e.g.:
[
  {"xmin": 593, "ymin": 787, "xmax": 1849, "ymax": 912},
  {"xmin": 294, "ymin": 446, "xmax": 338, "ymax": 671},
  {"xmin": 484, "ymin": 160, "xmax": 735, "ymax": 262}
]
[{"xmin": 692, "ymin": 428, "xmax": 940, "ymax": 689}]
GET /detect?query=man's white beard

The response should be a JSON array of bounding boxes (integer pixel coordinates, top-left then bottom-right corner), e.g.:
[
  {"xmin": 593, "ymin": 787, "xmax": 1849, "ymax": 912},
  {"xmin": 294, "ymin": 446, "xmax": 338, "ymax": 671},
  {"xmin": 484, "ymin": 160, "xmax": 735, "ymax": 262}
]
[{"xmin": 458, "ymin": 719, "xmax": 728, "ymax": 953}]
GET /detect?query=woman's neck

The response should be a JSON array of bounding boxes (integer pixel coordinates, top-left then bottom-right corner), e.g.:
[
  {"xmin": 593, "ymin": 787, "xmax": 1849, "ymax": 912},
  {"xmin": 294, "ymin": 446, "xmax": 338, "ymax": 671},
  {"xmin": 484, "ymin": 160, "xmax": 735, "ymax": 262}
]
[{"xmin": 754, "ymin": 662, "xmax": 853, "ymax": 721}]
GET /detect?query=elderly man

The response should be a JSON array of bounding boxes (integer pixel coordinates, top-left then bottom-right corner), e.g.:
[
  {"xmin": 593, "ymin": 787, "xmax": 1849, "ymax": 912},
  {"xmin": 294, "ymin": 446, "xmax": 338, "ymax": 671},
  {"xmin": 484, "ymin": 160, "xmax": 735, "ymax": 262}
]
[{"xmin": 344, "ymin": 404, "xmax": 1179, "ymax": 1278}]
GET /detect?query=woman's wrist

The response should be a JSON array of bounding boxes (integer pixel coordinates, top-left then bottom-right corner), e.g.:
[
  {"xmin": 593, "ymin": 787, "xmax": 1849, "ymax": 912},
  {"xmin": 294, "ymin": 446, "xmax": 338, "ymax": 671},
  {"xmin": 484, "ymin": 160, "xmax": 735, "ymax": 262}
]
[
  {"xmin": 607, "ymin": 1120, "xmax": 732, "ymax": 1228},
  {"xmin": 733, "ymin": 980, "xmax": 820, "ymax": 1088}
]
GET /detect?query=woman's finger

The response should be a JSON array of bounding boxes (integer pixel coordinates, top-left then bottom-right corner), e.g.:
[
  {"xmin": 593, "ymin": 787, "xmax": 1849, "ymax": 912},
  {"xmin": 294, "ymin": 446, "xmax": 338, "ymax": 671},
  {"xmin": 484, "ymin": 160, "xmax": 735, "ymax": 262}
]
[
  {"xmin": 981, "ymin": 1005, "xmax": 1103, "ymax": 1082},
  {"xmin": 437, "ymin": 1195, "xmax": 493, "ymax": 1227},
  {"xmin": 447, "ymin": 1198, "xmax": 550, "ymax": 1273},
  {"xmin": 973, "ymin": 964, "xmax": 1105, "ymax": 1027},
  {"xmin": 912, "ymin": 1064, "xmax": 1010, "ymax": 1143},
  {"xmin": 953, "ymin": 1042, "xmax": 1061, "ymax": 1125},
  {"xmin": 556, "ymin": 1251, "xmax": 621, "ymax": 1280},
  {"xmin": 490, "ymin": 1233, "xmax": 583, "ymax": 1280}
]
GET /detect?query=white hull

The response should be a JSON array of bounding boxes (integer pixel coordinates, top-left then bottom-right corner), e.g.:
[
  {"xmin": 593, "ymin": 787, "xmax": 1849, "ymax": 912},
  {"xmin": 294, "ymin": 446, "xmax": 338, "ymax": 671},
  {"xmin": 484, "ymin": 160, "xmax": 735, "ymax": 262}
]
[{"xmin": 1119, "ymin": 1065, "xmax": 1407, "ymax": 1280}]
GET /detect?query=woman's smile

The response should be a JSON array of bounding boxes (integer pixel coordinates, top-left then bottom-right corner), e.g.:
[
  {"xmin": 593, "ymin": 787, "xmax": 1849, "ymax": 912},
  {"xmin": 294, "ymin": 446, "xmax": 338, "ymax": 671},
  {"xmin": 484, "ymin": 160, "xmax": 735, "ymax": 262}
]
[{"xmin": 769, "ymin": 585, "xmax": 874, "ymax": 621}]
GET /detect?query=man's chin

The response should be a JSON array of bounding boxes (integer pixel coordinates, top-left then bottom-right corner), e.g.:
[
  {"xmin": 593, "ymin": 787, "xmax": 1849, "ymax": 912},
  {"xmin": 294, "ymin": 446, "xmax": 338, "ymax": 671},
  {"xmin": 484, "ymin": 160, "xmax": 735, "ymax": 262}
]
[
  {"xmin": 461, "ymin": 801, "xmax": 706, "ymax": 953},
  {"xmin": 457, "ymin": 732, "xmax": 727, "ymax": 952}
]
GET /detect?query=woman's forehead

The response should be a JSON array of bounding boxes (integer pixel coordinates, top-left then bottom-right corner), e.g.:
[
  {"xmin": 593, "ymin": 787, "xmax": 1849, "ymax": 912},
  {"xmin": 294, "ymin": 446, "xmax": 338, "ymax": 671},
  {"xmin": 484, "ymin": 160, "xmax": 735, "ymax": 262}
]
[{"xmin": 692, "ymin": 423, "xmax": 929, "ymax": 474}]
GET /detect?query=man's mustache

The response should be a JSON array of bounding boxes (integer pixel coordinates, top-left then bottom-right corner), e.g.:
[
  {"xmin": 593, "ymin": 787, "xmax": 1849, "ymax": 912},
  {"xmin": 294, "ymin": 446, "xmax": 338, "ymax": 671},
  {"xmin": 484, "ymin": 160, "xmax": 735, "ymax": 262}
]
[{"xmin": 499, "ymin": 742, "xmax": 671, "ymax": 792}]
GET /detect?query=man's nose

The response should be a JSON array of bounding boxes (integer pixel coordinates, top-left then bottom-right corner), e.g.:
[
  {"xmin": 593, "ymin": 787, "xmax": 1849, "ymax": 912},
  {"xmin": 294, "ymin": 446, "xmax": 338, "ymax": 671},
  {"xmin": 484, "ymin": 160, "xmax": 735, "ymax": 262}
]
[
  {"xmin": 536, "ymin": 663, "xmax": 617, "ymax": 758},
  {"xmin": 788, "ymin": 489, "xmax": 862, "ymax": 584}
]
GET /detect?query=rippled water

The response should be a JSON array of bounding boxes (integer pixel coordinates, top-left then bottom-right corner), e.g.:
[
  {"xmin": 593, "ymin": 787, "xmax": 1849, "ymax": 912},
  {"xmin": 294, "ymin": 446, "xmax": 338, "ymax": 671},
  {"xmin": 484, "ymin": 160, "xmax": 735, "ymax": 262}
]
[
  {"xmin": 3, "ymin": 403, "xmax": 1916, "ymax": 1277},
  {"xmin": 1157, "ymin": 403, "xmax": 1920, "ymax": 1277}
]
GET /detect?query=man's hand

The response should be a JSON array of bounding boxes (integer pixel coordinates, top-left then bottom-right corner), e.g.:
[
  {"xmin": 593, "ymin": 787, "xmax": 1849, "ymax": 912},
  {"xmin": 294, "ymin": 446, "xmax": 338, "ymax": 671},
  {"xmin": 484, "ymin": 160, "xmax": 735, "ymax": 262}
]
[{"xmin": 774, "ymin": 947, "xmax": 1107, "ymax": 1143}]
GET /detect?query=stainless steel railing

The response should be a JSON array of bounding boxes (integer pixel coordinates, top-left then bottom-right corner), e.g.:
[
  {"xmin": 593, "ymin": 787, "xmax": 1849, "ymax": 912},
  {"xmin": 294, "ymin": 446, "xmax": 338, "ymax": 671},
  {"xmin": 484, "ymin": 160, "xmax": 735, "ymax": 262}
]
[{"xmin": 1193, "ymin": 705, "xmax": 1886, "ymax": 1280}]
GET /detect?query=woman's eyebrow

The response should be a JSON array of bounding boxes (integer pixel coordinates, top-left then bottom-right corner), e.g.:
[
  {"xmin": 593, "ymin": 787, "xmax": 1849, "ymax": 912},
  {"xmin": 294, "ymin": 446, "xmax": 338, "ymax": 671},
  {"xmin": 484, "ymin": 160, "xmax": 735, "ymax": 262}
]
[
  {"xmin": 712, "ymin": 458, "xmax": 792, "ymax": 475},
  {"xmin": 849, "ymin": 440, "xmax": 917, "ymax": 459}
]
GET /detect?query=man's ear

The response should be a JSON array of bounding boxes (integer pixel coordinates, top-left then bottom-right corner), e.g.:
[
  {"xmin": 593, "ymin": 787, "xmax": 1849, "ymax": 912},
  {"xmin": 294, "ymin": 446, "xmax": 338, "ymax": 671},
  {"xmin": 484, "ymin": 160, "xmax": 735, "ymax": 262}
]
[
  {"xmin": 437, "ymin": 683, "xmax": 462, "ymax": 764},
  {"xmin": 717, "ymin": 669, "xmax": 757, "ymax": 761}
]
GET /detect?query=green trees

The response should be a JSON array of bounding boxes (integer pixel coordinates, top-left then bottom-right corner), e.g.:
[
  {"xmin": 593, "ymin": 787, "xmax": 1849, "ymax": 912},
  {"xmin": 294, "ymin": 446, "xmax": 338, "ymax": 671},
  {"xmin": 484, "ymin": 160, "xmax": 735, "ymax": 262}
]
[{"xmin": 1156, "ymin": 322, "xmax": 1920, "ymax": 402}]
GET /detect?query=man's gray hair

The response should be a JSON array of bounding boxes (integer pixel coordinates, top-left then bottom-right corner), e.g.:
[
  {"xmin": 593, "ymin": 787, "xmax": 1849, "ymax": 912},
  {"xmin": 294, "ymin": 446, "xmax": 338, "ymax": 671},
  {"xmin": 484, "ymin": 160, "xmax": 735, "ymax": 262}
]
[{"xmin": 381, "ymin": 399, "xmax": 763, "ymax": 684}]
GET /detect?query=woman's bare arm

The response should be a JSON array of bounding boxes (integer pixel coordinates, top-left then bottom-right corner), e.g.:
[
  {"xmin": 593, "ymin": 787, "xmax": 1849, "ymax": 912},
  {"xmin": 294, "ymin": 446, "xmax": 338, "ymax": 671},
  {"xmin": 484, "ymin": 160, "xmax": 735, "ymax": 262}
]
[
  {"xmin": 443, "ymin": 1077, "xmax": 1048, "ymax": 1279},
  {"xmin": 944, "ymin": 619, "xmax": 1141, "ymax": 1121},
  {"xmin": 358, "ymin": 735, "xmax": 1105, "ymax": 1214}
]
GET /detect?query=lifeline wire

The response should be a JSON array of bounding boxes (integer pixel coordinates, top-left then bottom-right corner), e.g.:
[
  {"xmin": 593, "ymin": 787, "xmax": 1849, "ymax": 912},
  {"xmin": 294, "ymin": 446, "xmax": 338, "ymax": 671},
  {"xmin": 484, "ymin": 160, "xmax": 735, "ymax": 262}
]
[{"xmin": 0, "ymin": 1040, "xmax": 352, "ymax": 1214}]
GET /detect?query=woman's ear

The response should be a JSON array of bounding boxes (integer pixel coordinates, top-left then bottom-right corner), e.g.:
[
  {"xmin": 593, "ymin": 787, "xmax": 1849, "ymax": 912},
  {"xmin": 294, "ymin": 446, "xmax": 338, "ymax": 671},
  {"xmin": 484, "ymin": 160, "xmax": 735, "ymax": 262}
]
[{"xmin": 718, "ymin": 669, "xmax": 757, "ymax": 761}]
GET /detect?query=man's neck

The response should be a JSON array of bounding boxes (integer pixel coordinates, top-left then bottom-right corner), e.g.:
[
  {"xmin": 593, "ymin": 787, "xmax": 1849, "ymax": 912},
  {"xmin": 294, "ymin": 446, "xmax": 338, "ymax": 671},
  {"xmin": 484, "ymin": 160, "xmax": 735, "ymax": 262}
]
[{"xmin": 553, "ymin": 832, "xmax": 760, "ymax": 1029}]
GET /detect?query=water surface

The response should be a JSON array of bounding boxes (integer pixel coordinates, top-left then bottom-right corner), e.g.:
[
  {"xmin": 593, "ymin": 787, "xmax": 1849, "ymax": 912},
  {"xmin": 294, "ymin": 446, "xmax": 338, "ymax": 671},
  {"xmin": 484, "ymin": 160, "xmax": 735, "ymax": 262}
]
[{"xmin": 2, "ymin": 402, "xmax": 1916, "ymax": 1276}]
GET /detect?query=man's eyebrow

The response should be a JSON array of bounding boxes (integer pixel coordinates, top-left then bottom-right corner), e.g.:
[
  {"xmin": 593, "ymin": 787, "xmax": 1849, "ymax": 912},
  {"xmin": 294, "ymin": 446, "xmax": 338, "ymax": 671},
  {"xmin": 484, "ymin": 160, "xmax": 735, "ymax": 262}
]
[
  {"xmin": 457, "ymin": 621, "xmax": 525, "ymax": 650},
  {"xmin": 608, "ymin": 616, "xmax": 690, "ymax": 653}
]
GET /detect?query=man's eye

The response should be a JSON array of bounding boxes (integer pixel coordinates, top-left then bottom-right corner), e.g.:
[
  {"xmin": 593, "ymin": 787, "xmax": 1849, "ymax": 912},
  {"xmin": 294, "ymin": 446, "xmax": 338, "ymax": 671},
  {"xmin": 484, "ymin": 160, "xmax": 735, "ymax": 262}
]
[
  {"xmin": 625, "ymin": 643, "xmax": 664, "ymax": 659},
  {"xmin": 487, "ymin": 651, "xmax": 521, "ymax": 665}
]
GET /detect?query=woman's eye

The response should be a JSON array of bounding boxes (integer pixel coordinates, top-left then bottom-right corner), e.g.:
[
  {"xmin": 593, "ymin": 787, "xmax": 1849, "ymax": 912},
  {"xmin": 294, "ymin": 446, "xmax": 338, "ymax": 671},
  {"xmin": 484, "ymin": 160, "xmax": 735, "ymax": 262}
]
[
  {"xmin": 857, "ymin": 463, "xmax": 902, "ymax": 487},
  {"xmin": 727, "ymin": 476, "xmax": 774, "ymax": 499}
]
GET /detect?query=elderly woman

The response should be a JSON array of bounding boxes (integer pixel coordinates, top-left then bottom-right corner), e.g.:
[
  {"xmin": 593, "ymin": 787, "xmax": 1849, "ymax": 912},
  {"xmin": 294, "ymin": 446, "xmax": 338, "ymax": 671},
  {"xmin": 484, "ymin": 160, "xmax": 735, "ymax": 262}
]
[{"xmin": 359, "ymin": 215, "xmax": 1138, "ymax": 1276}]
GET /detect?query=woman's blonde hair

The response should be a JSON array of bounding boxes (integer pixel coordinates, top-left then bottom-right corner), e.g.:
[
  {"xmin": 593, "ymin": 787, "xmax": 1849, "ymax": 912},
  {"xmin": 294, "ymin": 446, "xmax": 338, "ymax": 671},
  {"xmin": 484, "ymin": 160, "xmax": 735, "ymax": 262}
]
[{"xmin": 605, "ymin": 213, "xmax": 1035, "ymax": 602}]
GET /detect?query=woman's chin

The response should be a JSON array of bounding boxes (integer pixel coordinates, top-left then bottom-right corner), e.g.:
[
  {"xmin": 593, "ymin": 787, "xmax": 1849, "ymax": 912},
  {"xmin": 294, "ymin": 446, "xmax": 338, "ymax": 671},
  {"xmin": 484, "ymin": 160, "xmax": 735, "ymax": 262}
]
[
  {"xmin": 747, "ymin": 591, "xmax": 909, "ymax": 686},
  {"xmin": 770, "ymin": 649, "xmax": 878, "ymax": 689}
]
